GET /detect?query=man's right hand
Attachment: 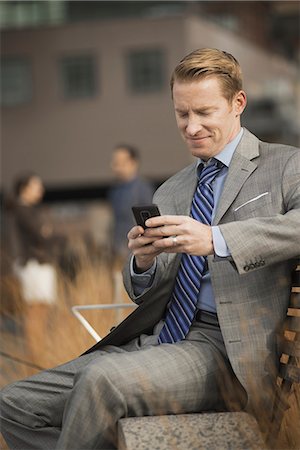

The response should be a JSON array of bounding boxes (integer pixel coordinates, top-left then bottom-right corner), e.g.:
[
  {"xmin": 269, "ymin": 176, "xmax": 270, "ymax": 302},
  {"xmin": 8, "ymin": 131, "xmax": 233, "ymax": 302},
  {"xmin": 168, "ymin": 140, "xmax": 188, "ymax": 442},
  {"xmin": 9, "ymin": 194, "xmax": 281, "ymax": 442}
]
[{"xmin": 127, "ymin": 225, "xmax": 163, "ymax": 272}]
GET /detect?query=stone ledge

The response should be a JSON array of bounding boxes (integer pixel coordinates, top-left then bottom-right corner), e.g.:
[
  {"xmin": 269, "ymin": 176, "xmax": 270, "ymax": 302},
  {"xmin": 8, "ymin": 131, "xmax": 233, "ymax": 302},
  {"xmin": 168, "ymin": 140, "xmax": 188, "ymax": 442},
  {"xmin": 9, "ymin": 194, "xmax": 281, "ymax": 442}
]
[{"xmin": 118, "ymin": 412, "xmax": 266, "ymax": 450}]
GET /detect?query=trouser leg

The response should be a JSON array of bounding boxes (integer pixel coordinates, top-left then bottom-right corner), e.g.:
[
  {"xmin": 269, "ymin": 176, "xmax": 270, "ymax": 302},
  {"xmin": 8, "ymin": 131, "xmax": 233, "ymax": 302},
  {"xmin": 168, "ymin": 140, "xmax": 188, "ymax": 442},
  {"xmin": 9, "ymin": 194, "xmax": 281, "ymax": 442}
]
[
  {"xmin": 1, "ymin": 320, "xmax": 245, "ymax": 450},
  {"xmin": 0, "ymin": 352, "xmax": 101, "ymax": 450},
  {"xmin": 56, "ymin": 333, "xmax": 231, "ymax": 450}
]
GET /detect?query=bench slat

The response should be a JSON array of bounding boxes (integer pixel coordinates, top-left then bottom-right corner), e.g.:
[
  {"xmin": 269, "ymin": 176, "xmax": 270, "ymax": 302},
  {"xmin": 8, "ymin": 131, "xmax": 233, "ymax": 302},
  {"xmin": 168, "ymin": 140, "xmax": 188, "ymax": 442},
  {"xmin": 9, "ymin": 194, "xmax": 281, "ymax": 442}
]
[
  {"xmin": 285, "ymin": 316, "xmax": 300, "ymax": 332},
  {"xmin": 281, "ymin": 339, "xmax": 300, "ymax": 357},
  {"xmin": 290, "ymin": 292, "xmax": 300, "ymax": 308},
  {"xmin": 279, "ymin": 363, "xmax": 300, "ymax": 383}
]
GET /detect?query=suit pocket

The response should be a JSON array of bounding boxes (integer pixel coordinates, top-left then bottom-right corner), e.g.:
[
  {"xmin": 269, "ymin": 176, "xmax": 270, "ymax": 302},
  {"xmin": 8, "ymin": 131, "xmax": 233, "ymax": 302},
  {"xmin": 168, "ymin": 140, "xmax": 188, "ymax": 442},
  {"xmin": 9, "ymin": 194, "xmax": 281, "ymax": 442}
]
[{"xmin": 233, "ymin": 192, "xmax": 274, "ymax": 219}]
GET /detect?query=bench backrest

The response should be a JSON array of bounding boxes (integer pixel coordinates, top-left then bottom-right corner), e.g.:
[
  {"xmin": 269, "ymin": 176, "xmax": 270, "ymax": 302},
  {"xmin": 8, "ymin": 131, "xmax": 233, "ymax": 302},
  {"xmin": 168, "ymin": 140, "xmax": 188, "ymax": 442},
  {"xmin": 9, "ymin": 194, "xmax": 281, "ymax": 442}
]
[{"xmin": 267, "ymin": 259, "xmax": 300, "ymax": 445}]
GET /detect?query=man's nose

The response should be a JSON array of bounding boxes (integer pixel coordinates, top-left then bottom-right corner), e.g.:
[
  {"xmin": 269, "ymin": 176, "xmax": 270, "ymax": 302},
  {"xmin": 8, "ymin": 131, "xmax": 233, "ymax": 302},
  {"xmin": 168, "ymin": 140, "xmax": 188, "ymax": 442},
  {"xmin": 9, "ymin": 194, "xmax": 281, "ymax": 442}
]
[{"xmin": 185, "ymin": 116, "xmax": 203, "ymax": 136}]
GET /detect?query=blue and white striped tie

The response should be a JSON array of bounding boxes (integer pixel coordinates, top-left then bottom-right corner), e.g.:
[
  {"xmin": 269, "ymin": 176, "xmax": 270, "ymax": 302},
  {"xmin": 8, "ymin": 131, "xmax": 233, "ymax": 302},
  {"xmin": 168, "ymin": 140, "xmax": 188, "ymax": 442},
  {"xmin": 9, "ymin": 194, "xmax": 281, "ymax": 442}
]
[{"xmin": 158, "ymin": 161, "xmax": 223, "ymax": 344}]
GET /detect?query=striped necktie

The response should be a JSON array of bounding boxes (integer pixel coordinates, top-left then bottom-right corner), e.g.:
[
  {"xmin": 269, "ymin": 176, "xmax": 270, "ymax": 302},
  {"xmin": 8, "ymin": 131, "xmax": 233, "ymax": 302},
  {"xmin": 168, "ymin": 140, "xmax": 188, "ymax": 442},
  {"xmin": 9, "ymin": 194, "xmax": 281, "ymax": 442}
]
[{"xmin": 158, "ymin": 160, "xmax": 223, "ymax": 344}]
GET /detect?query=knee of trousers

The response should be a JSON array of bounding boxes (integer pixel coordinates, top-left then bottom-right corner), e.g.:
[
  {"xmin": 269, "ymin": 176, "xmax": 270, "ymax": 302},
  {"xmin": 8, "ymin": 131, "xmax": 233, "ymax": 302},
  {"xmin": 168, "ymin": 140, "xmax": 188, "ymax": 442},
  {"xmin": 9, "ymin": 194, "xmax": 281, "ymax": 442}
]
[
  {"xmin": 0, "ymin": 384, "xmax": 21, "ymax": 420},
  {"xmin": 0, "ymin": 383, "xmax": 46, "ymax": 428}
]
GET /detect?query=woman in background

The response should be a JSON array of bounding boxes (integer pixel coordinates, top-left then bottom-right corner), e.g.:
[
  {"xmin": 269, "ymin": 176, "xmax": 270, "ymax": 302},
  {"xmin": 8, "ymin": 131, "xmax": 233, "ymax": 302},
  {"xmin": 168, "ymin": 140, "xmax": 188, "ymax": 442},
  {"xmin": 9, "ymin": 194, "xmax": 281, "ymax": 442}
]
[{"xmin": 12, "ymin": 172, "xmax": 59, "ymax": 366}]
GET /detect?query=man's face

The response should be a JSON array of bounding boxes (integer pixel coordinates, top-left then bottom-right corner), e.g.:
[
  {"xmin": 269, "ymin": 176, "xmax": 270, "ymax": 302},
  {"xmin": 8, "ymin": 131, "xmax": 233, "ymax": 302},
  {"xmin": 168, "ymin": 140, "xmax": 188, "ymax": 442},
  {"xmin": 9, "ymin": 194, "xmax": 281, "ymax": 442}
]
[
  {"xmin": 173, "ymin": 77, "xmax": 246, "ymax": 160},
  {"xmin": 111, "ymin": 148, "xmax": 138, "ymax": 182},
  {"xmin": 22, "ymin": 176, "xmax": 44, "ymax": 205}
]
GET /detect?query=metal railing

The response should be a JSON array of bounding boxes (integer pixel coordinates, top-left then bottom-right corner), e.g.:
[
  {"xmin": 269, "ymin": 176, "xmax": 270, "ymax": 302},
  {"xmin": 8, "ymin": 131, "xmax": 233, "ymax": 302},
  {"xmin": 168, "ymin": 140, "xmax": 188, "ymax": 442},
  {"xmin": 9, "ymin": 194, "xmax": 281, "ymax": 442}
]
[{"xmin": 71, "ymin": 303, "xmax": 136, "ymax": 342}]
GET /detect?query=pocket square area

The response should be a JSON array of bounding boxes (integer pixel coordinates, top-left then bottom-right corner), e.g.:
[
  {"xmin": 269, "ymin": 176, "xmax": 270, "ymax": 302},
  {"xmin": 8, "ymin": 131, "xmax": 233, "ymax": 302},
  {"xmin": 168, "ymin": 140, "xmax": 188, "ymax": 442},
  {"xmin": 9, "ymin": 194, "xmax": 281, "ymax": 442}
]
[{"xmin": 234, "ymin": 192, "xmax": 269, "ymax": 212}]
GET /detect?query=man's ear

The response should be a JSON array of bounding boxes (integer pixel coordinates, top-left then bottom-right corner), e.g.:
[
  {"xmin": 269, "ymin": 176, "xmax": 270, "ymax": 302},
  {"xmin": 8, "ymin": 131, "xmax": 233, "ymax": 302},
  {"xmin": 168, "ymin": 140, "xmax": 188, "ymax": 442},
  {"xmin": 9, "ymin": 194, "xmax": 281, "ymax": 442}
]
[{"xmin": 234, "ymin": 90, "xmax": 247, "ymax": 117}]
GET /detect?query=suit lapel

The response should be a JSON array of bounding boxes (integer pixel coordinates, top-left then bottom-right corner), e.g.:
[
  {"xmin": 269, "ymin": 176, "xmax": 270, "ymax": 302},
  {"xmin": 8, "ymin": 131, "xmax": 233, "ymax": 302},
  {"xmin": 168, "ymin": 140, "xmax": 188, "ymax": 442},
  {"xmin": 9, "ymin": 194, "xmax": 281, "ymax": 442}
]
[{"xmin": 213, "ymin": 129, "xmax": 260, "ymax": 224}]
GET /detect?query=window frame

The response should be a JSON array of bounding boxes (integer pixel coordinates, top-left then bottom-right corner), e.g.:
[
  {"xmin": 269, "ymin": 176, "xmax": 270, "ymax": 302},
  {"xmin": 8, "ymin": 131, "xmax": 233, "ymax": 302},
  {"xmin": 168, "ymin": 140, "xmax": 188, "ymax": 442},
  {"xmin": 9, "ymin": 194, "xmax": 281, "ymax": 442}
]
[
  {"xmin": 59, "ymin": 53, "xmax": 98, "ymax": 100},
  {"xmin": 126, "ymin": 47, "xmax": 166, "ymax": 94},
  {"xmin": 0, "ymin": 56, "xmax": 33, "ymax": 107}
]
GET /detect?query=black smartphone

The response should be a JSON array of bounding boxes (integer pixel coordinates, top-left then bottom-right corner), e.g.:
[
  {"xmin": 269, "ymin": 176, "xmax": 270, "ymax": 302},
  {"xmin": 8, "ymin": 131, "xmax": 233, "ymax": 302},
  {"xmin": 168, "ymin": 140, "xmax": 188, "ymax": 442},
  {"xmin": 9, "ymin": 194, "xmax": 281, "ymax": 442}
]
[{"xmin": 132, "ymin": 204, "xmax": 161, "ymax": 229}]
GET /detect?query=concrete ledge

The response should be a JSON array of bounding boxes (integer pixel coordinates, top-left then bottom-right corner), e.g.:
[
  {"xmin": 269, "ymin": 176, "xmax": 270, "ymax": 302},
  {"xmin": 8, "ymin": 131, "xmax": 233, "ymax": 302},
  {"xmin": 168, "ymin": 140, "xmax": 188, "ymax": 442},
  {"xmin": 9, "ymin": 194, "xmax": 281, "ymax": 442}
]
[{"xmin": 118, "ymin": 412, "xmax": 266, "ymax": 450}]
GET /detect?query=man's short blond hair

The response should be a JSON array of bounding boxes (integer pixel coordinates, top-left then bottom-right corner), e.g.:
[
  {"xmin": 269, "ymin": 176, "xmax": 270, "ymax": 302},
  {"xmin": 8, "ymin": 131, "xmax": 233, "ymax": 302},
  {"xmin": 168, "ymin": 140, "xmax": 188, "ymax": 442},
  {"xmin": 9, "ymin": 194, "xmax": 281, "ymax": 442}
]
[{"xmin": 171, "ymin": 48, "xmax": 243, "ymax": 102}]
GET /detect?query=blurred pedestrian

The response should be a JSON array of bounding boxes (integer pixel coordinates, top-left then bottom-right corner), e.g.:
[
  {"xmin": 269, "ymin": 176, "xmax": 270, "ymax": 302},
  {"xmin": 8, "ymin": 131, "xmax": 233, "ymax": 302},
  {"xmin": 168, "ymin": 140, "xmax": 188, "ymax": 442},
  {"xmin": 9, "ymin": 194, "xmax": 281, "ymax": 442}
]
[
  {"xmin": 109, "ymin": 144, "xmax": 154, "ymax": 266},
  {"xmin": 11, "ymin": 172, "xmax": 61, "ymax": 365},
  {"xmin": 108, "ymin": 144, "xmax": 154, "ymax": 303}
]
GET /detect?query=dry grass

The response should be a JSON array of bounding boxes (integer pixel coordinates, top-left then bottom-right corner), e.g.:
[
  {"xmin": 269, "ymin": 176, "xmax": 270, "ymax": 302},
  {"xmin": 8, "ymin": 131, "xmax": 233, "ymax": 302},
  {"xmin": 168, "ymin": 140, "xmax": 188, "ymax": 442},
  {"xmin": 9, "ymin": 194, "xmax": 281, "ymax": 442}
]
[
  {"xmin": 0, "ymin": 251, "xmax": 299, "ymax": 450},
  {"xmin": 0, "ymin": 248, "xmax": 132, "ymax": 379}
]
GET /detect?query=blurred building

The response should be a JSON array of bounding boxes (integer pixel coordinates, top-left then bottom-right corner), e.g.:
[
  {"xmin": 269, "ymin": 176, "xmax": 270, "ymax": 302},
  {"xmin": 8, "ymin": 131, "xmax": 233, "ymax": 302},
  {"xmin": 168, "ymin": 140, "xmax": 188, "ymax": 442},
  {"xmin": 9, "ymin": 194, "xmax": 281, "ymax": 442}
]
[{"xmin": 1, "ymin": 1, "xmax": 299, "ymax": 194}]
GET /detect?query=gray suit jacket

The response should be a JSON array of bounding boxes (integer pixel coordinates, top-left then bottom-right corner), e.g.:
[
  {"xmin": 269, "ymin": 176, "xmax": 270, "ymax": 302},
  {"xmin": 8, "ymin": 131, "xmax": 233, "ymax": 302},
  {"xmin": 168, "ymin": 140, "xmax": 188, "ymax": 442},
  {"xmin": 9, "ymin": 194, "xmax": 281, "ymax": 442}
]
[{"xmin": 87, "ymin": 129, "xmax": 300, "ymax": 413}]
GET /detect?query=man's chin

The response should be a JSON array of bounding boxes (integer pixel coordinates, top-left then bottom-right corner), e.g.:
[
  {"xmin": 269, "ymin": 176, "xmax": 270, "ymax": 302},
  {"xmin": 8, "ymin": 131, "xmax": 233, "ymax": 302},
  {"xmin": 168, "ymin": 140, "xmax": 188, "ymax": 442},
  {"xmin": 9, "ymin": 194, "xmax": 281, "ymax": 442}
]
[{"xmin": 188, "ymin": 145, "xmax": 211, "ymax": 159}]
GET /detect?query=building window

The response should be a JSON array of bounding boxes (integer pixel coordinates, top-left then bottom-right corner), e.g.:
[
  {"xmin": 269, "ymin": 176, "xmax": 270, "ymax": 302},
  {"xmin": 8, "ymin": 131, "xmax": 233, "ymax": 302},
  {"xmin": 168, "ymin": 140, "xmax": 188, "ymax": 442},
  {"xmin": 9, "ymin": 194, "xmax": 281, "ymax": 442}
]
[
  {"xmin": 126, "ymin": 48, "xmax": 165, "ymax": 93},
  {"xmin": 0, "ymin": 57, "xmax": 32, "ymax": 106},
  {"xmin": 60, "ymin": 55, "xmax": 97, "ymax": 99}
]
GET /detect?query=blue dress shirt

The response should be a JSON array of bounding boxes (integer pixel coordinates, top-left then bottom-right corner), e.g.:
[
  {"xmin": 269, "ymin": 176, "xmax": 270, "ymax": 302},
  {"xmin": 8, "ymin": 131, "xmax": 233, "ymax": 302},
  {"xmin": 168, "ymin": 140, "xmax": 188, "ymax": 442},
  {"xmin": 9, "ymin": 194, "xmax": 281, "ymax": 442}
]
[{"xmin": 131, "ymin": 128, "xmax": 244, "ymax": 312}]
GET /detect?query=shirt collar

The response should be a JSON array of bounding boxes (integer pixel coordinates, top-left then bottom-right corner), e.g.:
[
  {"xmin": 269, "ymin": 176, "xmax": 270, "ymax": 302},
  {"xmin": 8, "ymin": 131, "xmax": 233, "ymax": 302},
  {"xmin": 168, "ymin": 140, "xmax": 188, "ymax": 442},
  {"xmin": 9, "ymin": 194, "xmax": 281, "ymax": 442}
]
[{"xmin": 198, "ymin": 127, "xmax": 244, "ymax": 168}]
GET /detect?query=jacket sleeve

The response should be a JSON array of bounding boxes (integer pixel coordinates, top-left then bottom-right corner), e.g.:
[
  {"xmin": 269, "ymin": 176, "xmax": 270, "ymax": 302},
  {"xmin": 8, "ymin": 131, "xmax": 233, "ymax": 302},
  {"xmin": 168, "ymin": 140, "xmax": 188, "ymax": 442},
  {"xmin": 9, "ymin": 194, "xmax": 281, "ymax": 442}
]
[{"xmin": 219, "ymin": 150, "xmax": 300, "ymax": 274}]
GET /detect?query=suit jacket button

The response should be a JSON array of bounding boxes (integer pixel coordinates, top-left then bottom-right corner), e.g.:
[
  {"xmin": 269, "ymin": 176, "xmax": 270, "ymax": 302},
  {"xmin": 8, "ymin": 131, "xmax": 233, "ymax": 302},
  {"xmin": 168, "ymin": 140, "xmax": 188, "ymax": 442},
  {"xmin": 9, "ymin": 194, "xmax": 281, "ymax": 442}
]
[
  {"xmin": 249, "ymin": 263, "xmax": 255, "ymax": 269},
  {"xmin": 244, "ymin": 265, "xmax": 250, "ymax": 271}
]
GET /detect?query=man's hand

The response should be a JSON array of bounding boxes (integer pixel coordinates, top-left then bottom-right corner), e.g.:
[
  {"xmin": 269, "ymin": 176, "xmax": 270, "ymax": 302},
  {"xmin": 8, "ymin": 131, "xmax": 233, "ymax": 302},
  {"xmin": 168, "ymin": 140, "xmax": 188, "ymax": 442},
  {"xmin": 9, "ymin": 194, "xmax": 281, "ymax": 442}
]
[
  {"xmin": 144, "ymin": 215, "xmax": 214, "ymax": 256},
  {"xmin": 127, "ymin": 225, "xmax": 163, "ymax": 272}
]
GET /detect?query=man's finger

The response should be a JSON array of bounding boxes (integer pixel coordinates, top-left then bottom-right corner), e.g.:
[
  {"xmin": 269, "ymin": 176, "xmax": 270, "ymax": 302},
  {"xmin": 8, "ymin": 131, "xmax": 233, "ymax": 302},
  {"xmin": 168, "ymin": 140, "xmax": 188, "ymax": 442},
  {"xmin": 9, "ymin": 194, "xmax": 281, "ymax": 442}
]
[
  {"xmin": 127, "ymin": 226, "xmax": 145, "ymax": 239},
  {"xmin": 130, "ymin": 236, "xmax": 162, "ymax": 249},
  {"xmin": 133, "ymin": 243, "xmax": 162, "ymax": 256},
  {"xmin": 144, "ymin": 225, "xmax": 180, "ymax": 238},
  {"xmin": 145, "ymin": 215, "xmax": 187, "ymax": 228},
  {"xmin": 153, "ymin": 236, "xmax": 179, "ymax": 249}
]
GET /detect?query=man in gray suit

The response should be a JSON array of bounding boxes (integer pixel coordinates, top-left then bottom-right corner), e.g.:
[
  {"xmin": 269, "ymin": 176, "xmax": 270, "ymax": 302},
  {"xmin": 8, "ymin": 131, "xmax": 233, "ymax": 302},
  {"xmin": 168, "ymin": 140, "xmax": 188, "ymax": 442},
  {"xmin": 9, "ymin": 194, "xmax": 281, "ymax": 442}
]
[{"xmin": 1, "ymin": 48, "xmax": 299, "ymax": 450}]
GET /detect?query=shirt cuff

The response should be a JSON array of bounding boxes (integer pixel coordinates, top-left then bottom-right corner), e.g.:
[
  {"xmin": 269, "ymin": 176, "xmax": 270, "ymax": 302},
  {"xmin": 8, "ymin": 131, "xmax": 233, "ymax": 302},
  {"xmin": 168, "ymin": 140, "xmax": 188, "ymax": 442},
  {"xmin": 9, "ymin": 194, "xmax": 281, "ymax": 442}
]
[
  {"xmin": 130, "ymin": 256, "xmax": 157, "ymax": 296},
  {"xmin": 212, "ymin": 226, "xmax": 231, "ymax": 257}
]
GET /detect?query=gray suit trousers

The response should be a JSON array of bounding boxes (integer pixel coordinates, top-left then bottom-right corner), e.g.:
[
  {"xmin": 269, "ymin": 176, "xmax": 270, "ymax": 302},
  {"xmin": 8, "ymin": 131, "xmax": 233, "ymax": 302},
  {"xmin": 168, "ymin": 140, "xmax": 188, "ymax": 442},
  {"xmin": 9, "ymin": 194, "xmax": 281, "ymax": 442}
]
[{"xmin": 0, "ymin": 316, "xmax": 246, "ymax": 450}]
